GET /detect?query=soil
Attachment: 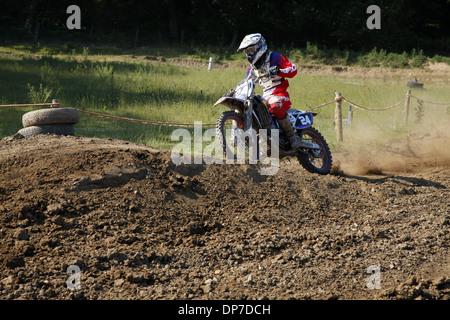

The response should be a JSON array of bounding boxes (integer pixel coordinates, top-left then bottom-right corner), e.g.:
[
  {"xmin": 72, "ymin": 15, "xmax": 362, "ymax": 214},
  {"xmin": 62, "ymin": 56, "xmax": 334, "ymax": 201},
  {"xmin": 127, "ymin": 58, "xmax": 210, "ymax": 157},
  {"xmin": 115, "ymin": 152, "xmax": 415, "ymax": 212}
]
[{"xmin": 0, "ymin": 128, "xmax": 449, "ymax": 301}]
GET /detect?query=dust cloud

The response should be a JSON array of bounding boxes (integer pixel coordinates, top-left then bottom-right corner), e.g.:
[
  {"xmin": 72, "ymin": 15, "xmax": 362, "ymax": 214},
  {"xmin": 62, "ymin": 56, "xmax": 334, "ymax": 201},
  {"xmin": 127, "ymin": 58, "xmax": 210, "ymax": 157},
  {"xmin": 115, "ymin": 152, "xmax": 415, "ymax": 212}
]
[{"xmin": 332, "ymin": 113, "xmax": 450, "ymax": 176}]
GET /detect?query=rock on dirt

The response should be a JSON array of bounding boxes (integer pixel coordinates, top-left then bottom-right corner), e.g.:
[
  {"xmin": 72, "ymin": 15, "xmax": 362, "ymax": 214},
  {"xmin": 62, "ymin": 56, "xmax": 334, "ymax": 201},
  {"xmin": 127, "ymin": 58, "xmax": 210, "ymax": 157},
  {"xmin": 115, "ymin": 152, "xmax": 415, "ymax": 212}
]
[{"xmin": 0, "ymin": 133, "xmax": 448, "ymax": 300}]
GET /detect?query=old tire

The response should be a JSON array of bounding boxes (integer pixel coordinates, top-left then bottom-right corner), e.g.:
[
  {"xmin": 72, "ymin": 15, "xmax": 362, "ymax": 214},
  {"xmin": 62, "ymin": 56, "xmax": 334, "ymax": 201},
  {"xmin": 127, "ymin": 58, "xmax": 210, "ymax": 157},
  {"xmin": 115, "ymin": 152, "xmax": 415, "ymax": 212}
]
[
  {"xmin": 22, "ymin": 108, "xmax": 79, "ymax": 128},
  {"xmin": 18, "ymin": 124, "xmax": 75, "ymax": 138}
]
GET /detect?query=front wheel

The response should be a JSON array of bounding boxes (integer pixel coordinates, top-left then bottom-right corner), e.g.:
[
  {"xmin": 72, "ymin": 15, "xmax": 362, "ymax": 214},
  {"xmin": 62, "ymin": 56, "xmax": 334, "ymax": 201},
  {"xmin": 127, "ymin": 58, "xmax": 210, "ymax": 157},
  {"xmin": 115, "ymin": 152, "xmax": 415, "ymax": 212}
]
[
  {"xmin": 297, "ymin": 127, "xmax": 332, "ymax": 175},
  {"xmin": 216, "ymin": 111, "xmax": 246, "ymax": 160}
]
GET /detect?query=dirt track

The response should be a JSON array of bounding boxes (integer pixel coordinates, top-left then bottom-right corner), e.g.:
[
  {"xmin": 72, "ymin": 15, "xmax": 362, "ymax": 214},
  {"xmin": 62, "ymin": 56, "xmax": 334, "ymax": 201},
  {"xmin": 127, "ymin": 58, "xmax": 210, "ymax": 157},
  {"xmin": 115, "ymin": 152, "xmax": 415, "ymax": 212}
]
[{"xmin": 0, "ymin": 128, "xmax": 449, "ymax": 300}]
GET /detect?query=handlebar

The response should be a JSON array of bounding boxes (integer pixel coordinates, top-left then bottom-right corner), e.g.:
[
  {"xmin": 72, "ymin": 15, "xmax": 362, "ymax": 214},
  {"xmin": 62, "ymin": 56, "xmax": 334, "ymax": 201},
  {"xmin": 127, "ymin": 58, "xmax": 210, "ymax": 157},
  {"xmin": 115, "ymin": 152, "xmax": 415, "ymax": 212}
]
[{"xmin": 255, "ymin": 73, "xmax": 269, "ymax": 82}]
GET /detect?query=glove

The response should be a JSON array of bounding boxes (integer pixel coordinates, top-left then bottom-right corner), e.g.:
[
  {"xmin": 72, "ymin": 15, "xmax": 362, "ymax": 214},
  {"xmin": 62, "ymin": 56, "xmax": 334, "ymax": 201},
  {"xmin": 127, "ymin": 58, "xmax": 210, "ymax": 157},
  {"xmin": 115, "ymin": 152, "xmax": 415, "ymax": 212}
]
[{"xmin": 268, "ymin": 66, "xmax": 280, "ymax": 76}]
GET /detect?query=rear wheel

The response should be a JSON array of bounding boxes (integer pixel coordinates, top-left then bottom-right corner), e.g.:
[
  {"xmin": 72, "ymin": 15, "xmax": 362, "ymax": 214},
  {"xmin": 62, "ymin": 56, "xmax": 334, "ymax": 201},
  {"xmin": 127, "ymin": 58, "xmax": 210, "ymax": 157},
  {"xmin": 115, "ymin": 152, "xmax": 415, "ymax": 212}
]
[{"xmin": 297, "ymin": 127, "xmax": 332, "ymax": 175}]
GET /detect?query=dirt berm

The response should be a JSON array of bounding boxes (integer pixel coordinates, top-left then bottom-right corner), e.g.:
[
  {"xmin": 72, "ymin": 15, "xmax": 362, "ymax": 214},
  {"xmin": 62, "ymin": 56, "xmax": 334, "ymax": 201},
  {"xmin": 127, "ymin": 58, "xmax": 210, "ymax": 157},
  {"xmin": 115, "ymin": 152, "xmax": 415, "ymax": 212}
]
[{"xmin": 0, "ymin": 129, "xmax": 449, "ymax": 300}]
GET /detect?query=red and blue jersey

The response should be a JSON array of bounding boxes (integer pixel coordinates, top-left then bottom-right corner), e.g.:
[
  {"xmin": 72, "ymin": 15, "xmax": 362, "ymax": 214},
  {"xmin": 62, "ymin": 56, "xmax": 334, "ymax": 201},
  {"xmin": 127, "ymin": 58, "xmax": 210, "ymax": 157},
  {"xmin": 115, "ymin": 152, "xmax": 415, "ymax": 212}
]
[{"xmin": 244, "ymin": 51, "xmax": 298, "ymax": 98}]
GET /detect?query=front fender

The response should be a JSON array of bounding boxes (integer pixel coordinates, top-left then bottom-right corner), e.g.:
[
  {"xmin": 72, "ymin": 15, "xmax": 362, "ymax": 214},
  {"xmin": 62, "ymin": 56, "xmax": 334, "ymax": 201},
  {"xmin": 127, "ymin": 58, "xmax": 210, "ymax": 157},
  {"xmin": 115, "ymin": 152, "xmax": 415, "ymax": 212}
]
[{"xmin": 214, "ymin": 97, "xmax": 245, "ymax": 113}]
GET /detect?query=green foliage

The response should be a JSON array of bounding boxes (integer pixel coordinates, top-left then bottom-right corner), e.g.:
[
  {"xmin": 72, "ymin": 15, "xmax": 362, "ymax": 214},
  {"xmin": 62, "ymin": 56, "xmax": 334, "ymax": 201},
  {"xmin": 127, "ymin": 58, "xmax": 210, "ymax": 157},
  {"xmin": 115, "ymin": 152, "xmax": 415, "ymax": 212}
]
[
  {"xmin": 27, "ymin": 83, "xmax": 54, "ymax": 104},
  {"xmin": 282, "ymin": 45, "xmax": 443, "ymax": 69},
  {"xmin": 386, "ymin": 51, "xmax": 409, "ymax": 69},
  {"xmin": 431, "ymin": 54, "xmax": 450, "ymax": 65},
  {"xmin": 410, "ymin": 49, "xmax": 427, "ymax": 68},
  {"xmin": 305, "ymin": 42, "xmax": 324, "ymax": 63},
  {"xmin": 356, "ymin": 48, "xmax": 430, "ymax": 69}
]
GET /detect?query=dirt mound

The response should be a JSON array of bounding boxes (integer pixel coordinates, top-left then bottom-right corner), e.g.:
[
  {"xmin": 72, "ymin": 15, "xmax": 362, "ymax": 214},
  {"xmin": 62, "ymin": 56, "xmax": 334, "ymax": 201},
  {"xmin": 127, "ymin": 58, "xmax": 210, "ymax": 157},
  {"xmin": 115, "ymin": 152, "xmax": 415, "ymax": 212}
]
[{"xmin": 0, "ymin": 133, "xmax": 449, "ymax": 300}]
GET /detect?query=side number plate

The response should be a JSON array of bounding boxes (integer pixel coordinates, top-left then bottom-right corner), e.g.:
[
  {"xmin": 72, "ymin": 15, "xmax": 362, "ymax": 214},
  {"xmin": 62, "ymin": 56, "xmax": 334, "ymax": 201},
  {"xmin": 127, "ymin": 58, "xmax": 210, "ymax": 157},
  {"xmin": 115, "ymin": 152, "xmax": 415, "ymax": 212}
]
[{"xmin": 295, "ymin": 113, "xmax": 313, "ymax": 128}]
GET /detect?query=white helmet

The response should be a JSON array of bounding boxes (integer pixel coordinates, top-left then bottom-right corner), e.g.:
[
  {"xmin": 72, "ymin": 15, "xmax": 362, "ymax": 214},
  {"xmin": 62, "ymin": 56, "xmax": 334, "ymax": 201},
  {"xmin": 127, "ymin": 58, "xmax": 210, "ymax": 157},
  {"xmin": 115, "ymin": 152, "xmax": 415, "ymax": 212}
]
[{"xmin": 237, "ymin": 33, "xmax": 267, "ymax": 67}]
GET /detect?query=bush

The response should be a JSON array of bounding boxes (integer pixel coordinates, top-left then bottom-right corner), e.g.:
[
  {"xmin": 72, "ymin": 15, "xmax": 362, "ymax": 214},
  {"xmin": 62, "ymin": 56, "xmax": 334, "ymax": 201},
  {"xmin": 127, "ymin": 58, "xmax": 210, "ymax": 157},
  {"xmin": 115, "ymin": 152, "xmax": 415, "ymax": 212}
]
[
  {"xmin": 410, "ymin": 49, "xmax": 427, "ymax": 68},
  {"xmin": 431, "ymin": 54, "xmax": 450, "ymax": 65},
  {"xmin": 27, "ymin": 83, "xmax": 53, "ymax": 104},
  {"xmin": 386, "ymin": 51, "xmax": 409, "ymax": 68}
]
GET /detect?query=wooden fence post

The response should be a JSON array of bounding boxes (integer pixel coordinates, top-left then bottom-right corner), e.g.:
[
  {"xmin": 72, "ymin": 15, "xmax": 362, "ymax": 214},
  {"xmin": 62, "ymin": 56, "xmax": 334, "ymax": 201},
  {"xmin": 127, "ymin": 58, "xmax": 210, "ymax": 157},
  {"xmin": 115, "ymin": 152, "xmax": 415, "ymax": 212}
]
[
  {"xmin": 404, "ymin": 90, "xmax": 411, "ymax": 125},
  {"xmin": 335, "ymin": 92, "xmax": 343, "ymax": 142},
  {"xmin": 52, "ymin": 99, "xmax": 60, "ymax": 108}
]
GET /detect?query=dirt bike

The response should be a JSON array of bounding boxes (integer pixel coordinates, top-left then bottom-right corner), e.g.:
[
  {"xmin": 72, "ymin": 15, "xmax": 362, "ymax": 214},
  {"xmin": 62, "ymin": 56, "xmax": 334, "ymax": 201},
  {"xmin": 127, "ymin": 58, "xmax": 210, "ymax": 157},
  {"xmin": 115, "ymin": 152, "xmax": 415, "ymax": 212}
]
[{"xmin": 214, "ymin": 76, "xmax": 332, "ymax": 175}]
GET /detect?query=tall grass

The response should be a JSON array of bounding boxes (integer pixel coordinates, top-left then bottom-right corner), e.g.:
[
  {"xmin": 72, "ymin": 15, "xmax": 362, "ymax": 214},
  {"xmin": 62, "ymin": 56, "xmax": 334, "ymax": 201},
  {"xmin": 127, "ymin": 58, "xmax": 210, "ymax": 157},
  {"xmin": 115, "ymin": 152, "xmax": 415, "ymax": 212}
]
[{"xmin": 0, "ymin": 45, "xmax": 449, "ymax": 151}]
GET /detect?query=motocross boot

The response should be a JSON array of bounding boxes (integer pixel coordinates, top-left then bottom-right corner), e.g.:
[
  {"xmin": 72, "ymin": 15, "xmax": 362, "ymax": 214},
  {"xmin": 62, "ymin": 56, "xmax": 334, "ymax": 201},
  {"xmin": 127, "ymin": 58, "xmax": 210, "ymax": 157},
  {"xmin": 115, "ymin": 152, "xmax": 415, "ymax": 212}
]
[{"xmin": 277, "ymin": 115, "xmax": 302, "ymax": 150}]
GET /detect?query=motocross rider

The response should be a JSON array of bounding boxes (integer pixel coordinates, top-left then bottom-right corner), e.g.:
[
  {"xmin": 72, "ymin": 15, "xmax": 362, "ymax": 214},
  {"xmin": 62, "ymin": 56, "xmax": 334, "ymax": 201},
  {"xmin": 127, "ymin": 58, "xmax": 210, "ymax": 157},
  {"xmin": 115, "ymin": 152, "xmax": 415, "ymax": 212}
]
[{"xmin": 237, "ymin": 33, "xmax": 303, "ymax": 150}]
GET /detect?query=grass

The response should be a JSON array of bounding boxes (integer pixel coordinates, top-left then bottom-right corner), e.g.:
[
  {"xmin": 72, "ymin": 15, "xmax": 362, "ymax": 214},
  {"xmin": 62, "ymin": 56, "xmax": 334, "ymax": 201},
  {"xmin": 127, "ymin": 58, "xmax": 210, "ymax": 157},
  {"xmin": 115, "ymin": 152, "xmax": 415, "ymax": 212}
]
[{"xmin": 0, "ymin": 44, "xmax": 449, "ymax": 152}]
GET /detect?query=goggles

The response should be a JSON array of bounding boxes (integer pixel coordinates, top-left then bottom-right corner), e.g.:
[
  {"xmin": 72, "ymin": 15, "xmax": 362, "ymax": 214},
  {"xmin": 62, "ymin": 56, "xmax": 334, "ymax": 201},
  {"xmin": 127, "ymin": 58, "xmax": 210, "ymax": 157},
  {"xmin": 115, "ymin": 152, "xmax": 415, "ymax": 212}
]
[{"xmin": 244, "ymin": 45, "xmax": 258, "ymax": 55}]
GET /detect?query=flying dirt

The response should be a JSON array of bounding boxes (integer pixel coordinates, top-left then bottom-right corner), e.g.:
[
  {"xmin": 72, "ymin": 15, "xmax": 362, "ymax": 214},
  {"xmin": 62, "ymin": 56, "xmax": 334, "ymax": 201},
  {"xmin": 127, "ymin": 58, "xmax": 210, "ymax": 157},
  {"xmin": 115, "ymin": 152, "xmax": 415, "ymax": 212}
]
[{"xmin": 0, "ymin": 124, "xmax": 449, "ymax": 300}]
